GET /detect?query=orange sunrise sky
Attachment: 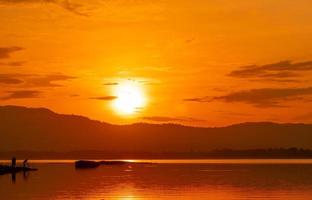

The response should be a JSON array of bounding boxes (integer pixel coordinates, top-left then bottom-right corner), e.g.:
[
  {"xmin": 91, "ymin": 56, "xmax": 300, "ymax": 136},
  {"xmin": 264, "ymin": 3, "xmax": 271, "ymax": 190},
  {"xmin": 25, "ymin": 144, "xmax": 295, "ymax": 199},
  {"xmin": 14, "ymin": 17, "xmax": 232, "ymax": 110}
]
[{"xmin": 1, "ymin": 0, "xmax": 312, "ymax": 126}]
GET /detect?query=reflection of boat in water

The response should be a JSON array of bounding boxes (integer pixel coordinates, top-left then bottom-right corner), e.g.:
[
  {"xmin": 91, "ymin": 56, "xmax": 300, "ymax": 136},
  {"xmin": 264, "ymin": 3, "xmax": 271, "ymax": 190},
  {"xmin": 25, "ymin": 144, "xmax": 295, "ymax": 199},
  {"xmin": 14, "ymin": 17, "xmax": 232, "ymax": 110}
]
[{"xmin": 0, "ymin": 165, "xmax": 38, "ymax": 175}]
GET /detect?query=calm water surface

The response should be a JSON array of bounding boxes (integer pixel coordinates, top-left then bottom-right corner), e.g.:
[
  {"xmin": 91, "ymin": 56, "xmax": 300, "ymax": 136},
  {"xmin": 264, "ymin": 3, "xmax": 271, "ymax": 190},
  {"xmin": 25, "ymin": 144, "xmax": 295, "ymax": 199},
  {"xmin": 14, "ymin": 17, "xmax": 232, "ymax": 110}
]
[{"xmin": 1, "ymin": 159, "xmax": 312, "ymax": 200}]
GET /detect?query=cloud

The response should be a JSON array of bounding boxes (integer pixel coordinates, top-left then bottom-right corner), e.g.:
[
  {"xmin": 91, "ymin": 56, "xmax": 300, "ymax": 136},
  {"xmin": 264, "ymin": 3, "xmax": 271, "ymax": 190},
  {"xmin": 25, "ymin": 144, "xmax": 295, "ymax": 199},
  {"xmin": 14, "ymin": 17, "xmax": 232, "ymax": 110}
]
[
  {"xmin": 0, "ymin": 77, "xmax": 23, "ymax": 84},
  {"xmin": 0, "ymin": 0, "xmax": 88, "ymax": 16},
  {"xmin": 229, "ymin": 60, "xmax": 312, "ymax": 81},
  {"xmin": 0, "ymin": 73, "xmax": 76, "ymax": 87},
  {"xmin": 184, "ymin": 87, "xmax": 312, "ymax": 107},
  {"xmin": 0, "ymin": 61, "xmax": 25, "ymax": 67},
  {"xmin": 0, "ymin": 90, "xmax": 41, "ymax": 100},
  {"xmin": 183, "ymin": 97, "xmax": 211, "ymax": 103},
  {"xmin": 89, "ymin": 96, "xmax": 118, "ymax": 101},
  {"xmin": 214, "ymin": 110, "xmax": 253, "ymax": 117},
  {"xmin": 103, "ymin": 82, "xmax": 119, "ymax": 86},
  {"xmin": 0, "ymin": 74, "xmax": 25, "ymax": 84},
  {"xmin": 295, "ymin": 113, "xmax": 312, "ymax": 121},
  {"xmin": 26, "ymin": 74, "xmax": 76, "ymax": 87},
  {"xmin": 260, "ymin": 78, "xmax": 300, "ymax": 83},
  {"xmin": 56, "ymin": 0, "xmax": 89, "ymax": 16},
  {"xmin": 0, "ymin": 46, "xmax": 23, "ymax": 59},
  {"xmin": 142, "ymin": 116, "xmax": 207, "ymax": 123}
]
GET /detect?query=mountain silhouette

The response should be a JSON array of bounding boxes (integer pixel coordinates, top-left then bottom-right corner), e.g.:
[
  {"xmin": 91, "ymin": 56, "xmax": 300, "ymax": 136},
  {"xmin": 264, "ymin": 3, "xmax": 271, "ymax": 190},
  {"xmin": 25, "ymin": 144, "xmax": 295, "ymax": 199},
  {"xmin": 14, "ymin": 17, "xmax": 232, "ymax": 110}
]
[{"xmin": 1, "ymin": 105, "xmax": 312, "ymax": 153}]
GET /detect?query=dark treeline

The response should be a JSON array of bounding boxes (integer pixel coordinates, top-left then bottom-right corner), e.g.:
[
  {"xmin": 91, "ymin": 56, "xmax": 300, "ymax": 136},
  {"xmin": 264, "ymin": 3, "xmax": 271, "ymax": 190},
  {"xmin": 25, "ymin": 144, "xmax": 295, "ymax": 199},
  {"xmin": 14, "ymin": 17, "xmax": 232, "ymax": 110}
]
[
  {"xmin": 208, "ymin": 148, "xmax": 312, "ymax": 158},
  {"xmin": 1, "ymin": 148, "xmax": 312, "ymax": 159}
]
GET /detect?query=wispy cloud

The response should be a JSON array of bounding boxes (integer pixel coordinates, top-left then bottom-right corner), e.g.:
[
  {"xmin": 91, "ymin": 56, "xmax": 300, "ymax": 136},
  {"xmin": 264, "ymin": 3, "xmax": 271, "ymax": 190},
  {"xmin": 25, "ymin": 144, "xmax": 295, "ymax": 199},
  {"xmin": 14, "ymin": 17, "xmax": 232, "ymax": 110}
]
[
  {"xmin": 55, "ymin": 0, "xmax": 89, "ymax": 16},
  {"xmin": 229, "ymin": 60, "xmax": 312, "ymax": 82},
  {"xmin": 0, "ymin": 77, "xmax": 23, "ymax": 84},
  {"xmin": 1, "ymin": 90, "xmax": 41, "ymax": 100},
  {"xmin": 295, "ymin": 112, "xmax": 312, "ymax": 121},
  {"xmin": 184, "ymin": 97, "xmax": 210, "ymax": 103},
  {"xmin": 0, "ymin": 46, "xmax": 23, "ymax": 59},
  {"xmin": 142, "ymin": 116, "xmax": 207, "ymax": 123},
  {"xmin": 0, "ymin": 73, "xmax": 26, "ymax": 84},
  {"xmin": 0, "ymin": 61, "xmax": 25, "ymax": 67},
  {"xmin": 184, "ymin": 87, "xmax": 312, "ymax": 107},
  {"xmin": 0, "ymin": 73, "xmax": 76, "ymax": 87},
  {"xmin": 0, "ymin": 0, "xmax": 89, "ymax": 16},
  {"xmin": 89, "ymin": 96, "xmax": 118, "ymax": 101},
  {"xmin": 26, "ymin": 74, "xmax": 76, "ymax": 87},
  {"xmin": 103, "ymin": 82, "xmax": 119, "ymax": 86}
]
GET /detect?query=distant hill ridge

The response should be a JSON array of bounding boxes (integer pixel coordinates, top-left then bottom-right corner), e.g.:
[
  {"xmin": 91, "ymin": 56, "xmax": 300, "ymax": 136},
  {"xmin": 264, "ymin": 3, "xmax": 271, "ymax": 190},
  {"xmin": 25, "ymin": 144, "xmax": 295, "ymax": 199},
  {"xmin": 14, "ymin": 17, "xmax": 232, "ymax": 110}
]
[{"xmin": 1, "ymin": 105, "xmax": 312, "ymax": 152}]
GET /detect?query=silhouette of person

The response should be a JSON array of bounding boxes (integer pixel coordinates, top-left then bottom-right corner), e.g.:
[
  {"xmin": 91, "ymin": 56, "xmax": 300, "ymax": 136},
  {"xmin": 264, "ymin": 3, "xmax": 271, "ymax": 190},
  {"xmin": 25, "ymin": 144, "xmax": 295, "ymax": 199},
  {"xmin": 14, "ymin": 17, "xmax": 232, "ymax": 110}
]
[
  {"xmin": 23, "ymin": 159, "xmax": 29, "ymax": 168},
  {"xmin": 11, "ymin": 157, "xmax": 16, "ymax": 168}
]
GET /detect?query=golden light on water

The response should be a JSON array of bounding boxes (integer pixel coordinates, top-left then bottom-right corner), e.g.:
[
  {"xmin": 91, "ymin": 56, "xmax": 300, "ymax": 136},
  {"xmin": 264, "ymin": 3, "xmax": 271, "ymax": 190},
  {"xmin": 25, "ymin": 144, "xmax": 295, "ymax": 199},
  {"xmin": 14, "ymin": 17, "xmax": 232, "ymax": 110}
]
[{"xmin": 113, "ymin": 80, "xmax": 146, "ymax": 115}]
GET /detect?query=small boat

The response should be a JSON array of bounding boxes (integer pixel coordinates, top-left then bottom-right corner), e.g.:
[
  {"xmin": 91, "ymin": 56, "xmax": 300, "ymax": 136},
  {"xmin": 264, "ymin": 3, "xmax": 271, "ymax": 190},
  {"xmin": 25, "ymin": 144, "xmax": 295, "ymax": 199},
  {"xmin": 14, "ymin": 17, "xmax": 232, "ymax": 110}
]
[{"xmin": 0, "ymin": 165, "xmax": 38, "ymax": 175}]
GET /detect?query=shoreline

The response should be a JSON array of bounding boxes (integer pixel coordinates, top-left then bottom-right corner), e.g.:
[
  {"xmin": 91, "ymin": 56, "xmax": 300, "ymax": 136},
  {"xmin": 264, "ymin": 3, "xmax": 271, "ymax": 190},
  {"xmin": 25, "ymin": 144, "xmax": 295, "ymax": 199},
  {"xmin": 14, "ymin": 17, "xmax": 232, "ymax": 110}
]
[{"xmin": 2, "ymin": 158, "xmax": 312, "ymax": 165}]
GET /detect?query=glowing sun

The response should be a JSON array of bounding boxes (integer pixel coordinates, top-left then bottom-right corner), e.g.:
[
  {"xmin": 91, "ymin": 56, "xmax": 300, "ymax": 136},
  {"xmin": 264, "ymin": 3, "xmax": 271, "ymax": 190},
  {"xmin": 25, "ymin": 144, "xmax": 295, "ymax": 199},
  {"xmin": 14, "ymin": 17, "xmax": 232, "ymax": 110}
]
[{"xmin": 113, "ymin": 80, "xmax": 146, "ymax": 115}]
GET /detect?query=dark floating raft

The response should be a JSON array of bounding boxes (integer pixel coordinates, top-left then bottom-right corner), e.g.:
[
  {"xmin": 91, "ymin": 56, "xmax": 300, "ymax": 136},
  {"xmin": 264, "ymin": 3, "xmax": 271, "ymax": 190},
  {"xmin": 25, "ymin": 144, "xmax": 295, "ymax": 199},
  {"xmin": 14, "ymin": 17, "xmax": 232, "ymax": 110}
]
[
  {"xmin": 0, "ymin": 165, "xmax": 38, "ymax": 175},
  {"xmin": 75, "ymin": 160, "xmax": 101, "ymax": 168},
  {"xmin": 75, "ymin": 160, "xmax": 151, "ymax": 169},
  {"xmin": 75, "ymin": 160, "xmax": 129, "ymax": 168}
]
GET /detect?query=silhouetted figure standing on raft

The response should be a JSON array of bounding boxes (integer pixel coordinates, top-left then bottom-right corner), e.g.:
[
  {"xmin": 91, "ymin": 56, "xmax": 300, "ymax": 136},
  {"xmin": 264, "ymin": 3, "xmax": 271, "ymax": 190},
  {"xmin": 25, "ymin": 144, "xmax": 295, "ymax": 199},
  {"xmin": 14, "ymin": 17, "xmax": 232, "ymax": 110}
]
[
  {"xmin": 11, "ymin": 157, "xmax": 16, "ymax": 168},
  {"xmin": 23, "ymin": 159, "xmax": 29, "ymax": 168}
]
